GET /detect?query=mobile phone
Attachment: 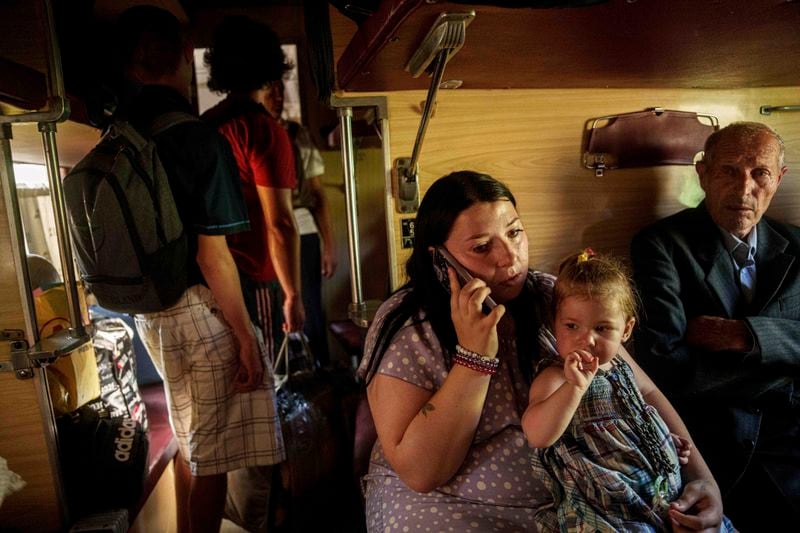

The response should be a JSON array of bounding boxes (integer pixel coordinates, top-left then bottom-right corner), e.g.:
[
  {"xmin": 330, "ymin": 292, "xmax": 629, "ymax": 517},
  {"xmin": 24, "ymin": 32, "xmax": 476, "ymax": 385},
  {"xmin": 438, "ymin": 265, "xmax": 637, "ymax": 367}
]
[{"xmin": 431, "ymin": 246, "xmax": 497, "ymax": 311}]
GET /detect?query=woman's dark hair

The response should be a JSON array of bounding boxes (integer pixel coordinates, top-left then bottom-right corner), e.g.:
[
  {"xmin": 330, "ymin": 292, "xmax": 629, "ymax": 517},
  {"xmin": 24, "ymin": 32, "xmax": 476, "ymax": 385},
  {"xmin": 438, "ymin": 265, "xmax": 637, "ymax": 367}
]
[
  {"xmin": 362, "ymin": 170, "xmax": 540, "ymax": 384},
  {"xmin": 204, "ymin": 16, "xmax": 290, "ymax": 94}
]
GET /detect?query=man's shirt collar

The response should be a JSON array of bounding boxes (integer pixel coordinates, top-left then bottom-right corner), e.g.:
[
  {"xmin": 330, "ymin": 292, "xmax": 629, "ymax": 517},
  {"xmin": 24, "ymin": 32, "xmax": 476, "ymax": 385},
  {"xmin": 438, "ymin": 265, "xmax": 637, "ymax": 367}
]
[{"xmin": 718, "ymin": 225, "xmax": 758, "ymax": 266}]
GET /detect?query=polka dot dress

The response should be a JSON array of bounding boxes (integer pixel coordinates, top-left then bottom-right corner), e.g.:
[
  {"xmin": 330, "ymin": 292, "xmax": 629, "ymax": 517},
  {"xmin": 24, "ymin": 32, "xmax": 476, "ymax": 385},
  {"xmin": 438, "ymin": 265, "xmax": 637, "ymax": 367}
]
[{"xmin": 358, "ymin": 272, "xmax": 557, "ymax": 532}]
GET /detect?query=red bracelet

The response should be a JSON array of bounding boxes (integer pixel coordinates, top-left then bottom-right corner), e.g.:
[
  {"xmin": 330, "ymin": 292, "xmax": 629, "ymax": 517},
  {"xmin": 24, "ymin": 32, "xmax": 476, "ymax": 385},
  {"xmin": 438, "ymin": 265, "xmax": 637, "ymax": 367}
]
[{"xmin": 453, "ymin": 345, "xmax": 499, "ymax": 375}]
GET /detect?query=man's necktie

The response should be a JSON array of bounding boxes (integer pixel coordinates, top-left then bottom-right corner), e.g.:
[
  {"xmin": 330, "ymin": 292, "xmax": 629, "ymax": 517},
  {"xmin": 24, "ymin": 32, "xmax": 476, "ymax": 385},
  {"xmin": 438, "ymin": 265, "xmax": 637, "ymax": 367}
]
[{"xmin": 732, "ymin": 242, "xmax": 756, "ymax": 304}]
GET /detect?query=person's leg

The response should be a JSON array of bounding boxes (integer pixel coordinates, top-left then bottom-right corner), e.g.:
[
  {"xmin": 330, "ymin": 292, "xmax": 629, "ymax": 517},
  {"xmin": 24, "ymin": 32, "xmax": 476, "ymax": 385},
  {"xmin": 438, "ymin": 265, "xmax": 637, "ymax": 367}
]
[
  {"xmin": 189, "ymin": 472, "xmax": 227, "ymax": 533},
  {"xmin": 136, "ymin": 312, "xmax": 194, "ymax": 533},
  {"xmin": 300, "ymin": 233, "xmax": 329, "ymax": 366},
  {"xmin": 725, "ymin": 408, "xmax": 800, "ymax": 532},
  {"xmin": 226, "ymin": 465, "xmax": 275, "ymax": 531},
  {"xmin": 173, "ymin": 451, "xmax": 192, "ymax": 533},
  {"xmin": 725, "ymin": 460, "xmax": 794, "ymax": 532}
]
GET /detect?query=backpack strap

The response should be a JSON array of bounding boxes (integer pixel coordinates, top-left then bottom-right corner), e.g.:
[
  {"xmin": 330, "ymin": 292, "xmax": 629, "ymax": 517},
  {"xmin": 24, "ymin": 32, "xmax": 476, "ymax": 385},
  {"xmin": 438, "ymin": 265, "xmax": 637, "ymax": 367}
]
[
  {"xmin": 150, "ymin": 111, "xmax": 199, "ymax": 136},
  {"xmin": 105, "ymin": 121, "xmax": 148, "ymax": 152},
  {"xmin": 103, "ymin": 111, "xmax": 198, "ymax": 153}
]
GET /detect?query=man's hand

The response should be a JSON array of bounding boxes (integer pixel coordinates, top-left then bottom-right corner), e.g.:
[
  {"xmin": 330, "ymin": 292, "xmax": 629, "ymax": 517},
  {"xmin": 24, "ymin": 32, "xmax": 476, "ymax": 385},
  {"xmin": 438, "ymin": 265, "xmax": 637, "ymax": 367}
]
[
  {"xmin": 234, "ymin": 328, "xmax": 263, "ymax": 393},
  {"xmin": 283, "ymin": 293, "xmax": 305, "ymax": 333},
  {"xmin": 669, "ymin": 479, "xmax": 725, "ymax": 532},
  {"xmin": 686, "ymin": 315, "xmax": 753, "ymax": 353},
  {"xmin": 321, "ymin": 245, "xmax": 338, "ymax": 278}
]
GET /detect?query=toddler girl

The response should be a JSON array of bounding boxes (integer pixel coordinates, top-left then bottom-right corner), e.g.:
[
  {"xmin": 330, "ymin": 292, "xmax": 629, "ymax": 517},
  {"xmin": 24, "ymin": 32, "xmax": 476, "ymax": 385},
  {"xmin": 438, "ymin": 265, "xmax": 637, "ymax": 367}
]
[{"xmin": 522, "ymin": 249, "xmax": 733, "ymax": 532}]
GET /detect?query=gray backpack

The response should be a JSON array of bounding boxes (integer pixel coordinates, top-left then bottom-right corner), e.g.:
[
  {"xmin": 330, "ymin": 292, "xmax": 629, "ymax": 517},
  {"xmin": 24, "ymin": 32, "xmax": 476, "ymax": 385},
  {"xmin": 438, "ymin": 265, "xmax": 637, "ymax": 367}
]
[{"xmin": 64, "ymin": 112, "xmax": 196, "ymax": 314}]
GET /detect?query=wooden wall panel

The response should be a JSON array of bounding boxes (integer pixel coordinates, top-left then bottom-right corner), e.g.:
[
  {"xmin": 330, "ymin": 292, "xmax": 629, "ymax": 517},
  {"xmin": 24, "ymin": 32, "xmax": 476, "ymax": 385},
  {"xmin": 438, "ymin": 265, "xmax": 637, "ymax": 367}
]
[
  {"xmin": 0, "ymin": 169, "xmax": 62, "ymax": 529},
  {"xmin": 319, "ymin": 148, "xmax": 389, "ymax": 361},
  {"xmin": 7, "ymin": 119, "xmax": 100, "ymax": 168},
  {"xmin": 368, "ymin": 86, "xmax": 800, "ymax": 288},
  {"xmin": 0, "ymin": 373, "xmax": 62, "ymax": 531}
]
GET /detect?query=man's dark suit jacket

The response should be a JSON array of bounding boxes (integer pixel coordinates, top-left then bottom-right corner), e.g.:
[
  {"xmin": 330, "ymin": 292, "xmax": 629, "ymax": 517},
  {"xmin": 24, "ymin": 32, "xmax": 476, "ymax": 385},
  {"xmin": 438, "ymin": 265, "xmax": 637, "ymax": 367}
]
[{"xmin": 631, "ymin": 202, "xmax": 800, "ymax": 496}]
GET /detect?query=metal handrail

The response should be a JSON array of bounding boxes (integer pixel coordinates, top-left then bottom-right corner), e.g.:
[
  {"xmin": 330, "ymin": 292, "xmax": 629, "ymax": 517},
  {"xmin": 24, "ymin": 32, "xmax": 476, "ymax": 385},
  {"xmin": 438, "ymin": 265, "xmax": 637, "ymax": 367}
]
[
  {"xmin": 760, "ymin": 105, "xmax": 800, "ymax": 115},
  {"xmin": 0, "ymin": 0, "xmax": 87, "ymax": 351},
  {"xmin": 0, "ymin": 0, "xmax": 70, "ymax": 125},
  {"xmin": 329, "ymin": 95, "xmax": 392, "ymax": 326},
  {"xmin": 337, "ymin": 107, "xmax": 367, "ymax": 325}
]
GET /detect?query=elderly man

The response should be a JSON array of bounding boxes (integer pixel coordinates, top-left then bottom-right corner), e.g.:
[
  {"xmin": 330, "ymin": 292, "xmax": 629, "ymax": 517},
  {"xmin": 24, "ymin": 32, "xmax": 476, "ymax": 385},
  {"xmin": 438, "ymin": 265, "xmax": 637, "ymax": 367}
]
[{"xmin": 631, "ymin": 122, "xmax": 800, "ymax": 530}]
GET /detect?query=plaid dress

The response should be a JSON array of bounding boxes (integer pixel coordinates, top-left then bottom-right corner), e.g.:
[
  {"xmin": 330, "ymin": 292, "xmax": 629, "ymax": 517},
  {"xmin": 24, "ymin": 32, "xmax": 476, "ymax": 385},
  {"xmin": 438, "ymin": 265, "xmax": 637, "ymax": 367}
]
[{"xmin": 532, "ymin": 356, "xmax": 681, "ymax": 532}]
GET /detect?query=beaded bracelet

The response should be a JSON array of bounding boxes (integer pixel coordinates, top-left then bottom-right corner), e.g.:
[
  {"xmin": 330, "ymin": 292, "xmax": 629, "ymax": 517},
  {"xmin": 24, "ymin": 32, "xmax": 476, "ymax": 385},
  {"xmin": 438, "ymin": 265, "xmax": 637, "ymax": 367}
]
[{"xmin": 453, "ymin": 344, "xmax": 500, "ymax": 375}]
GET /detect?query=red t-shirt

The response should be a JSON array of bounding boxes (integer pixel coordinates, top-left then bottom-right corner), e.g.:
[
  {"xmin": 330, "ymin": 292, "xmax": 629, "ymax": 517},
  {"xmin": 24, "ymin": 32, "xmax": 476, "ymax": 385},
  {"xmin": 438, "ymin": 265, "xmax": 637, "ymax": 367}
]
[{"xmin": 203, "ymin": 98, "xmax": 297, "ymax": 281}]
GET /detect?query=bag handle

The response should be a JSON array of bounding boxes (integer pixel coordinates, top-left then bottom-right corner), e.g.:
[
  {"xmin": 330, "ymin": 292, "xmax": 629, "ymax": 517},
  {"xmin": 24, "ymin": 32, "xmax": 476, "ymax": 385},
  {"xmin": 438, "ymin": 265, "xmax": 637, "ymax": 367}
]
[{"xmin": 273, "ymin": 331, "xmax": 313, "ymax": 391}]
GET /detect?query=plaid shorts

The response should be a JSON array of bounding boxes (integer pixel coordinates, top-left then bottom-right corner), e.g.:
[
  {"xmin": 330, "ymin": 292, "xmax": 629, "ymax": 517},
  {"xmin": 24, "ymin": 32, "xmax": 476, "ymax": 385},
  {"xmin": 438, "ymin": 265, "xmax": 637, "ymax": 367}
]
[{"xmin": 135, "ymin": 284, "xmax": 285, "ymax": 476}]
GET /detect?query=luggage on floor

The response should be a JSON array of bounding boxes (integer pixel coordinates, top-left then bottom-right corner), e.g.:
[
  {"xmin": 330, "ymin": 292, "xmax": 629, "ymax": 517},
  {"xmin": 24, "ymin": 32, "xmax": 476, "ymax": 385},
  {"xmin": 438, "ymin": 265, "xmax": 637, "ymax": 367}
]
[
  {"xmin": 57, "ymin": 404, "xmax": 148, "ymax": 517},
  {"xmin": 225, "ymin": 333, "xmax": 363, "ymax": 532},
  {"xmin": 92, "ymin": 317, "xmax": 149, "ymax": 431}
]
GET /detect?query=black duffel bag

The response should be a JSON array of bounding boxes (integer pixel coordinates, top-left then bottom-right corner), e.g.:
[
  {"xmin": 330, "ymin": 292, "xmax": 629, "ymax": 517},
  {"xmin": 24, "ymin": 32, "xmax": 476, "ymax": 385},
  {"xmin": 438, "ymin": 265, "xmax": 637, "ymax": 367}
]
[{"xmin": 57, "ymin": 403, "xmax": 148, "ymax": 517}]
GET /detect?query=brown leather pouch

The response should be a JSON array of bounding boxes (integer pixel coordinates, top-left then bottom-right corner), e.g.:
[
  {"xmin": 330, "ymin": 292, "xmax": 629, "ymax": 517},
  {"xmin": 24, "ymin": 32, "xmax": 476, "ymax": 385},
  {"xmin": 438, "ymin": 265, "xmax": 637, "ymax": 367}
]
[{"xmin": 583, "ymin": 108, "xmax": 718, "ymax": 176}]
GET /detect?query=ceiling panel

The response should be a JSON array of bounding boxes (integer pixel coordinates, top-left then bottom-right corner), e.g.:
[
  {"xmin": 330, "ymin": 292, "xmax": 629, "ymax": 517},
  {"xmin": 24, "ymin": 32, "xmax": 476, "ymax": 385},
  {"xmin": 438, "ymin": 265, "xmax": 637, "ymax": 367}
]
[{"xmin": 335, "ymin": 0, "xmax": 800, "ymax": 91}]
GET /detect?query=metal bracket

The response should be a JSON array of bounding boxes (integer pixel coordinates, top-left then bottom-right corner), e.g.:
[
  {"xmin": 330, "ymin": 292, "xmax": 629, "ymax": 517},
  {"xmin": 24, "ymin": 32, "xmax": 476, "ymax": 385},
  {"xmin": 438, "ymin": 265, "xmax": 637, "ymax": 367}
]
[
  {"xmin": 0, "ymin": 330, "xmax": 33, "ymax": 379},
  {"xmin": 329, "ymin": 94, "xmax": 388, "ymax": 121},
  {"xmin": 1, "ymin": 327, "xmax": 91, "ymax": 379},
  {"xmin": 1, "ymin": 329, "xmax": 25, "ymax": 342},
  {"xmin": 406, "ymin": 12, "xmax": 475, "ymax": 78},
  {"xmin": 28, "ymin": 328, "xmax": 92, "ymax": 367},
  {"xmin": 589, "ymin": 154, "xmax": 608, "ymax": 177},
  {"xmin": 392, "ymin": 157, "xmax": 421, "ymax": 213}
]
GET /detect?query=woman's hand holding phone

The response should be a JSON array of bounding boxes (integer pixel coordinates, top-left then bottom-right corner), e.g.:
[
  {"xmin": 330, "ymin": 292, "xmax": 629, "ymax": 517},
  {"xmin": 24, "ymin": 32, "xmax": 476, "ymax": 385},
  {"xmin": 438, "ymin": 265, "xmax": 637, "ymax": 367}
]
[
  {"xmin": 432, "ymin": 246, "xmax": 497, "ymax": 311},
  {"xmin": 447, "ymin": 266, "xmax": 505, "ymax": 359}
]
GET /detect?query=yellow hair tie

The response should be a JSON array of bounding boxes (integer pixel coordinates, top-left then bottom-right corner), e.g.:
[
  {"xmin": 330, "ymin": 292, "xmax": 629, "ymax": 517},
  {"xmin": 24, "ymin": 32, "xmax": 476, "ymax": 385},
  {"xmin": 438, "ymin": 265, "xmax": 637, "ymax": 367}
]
[{"xmin": 577, "ymin": 248, "xmax": 595, "ymax": 263}]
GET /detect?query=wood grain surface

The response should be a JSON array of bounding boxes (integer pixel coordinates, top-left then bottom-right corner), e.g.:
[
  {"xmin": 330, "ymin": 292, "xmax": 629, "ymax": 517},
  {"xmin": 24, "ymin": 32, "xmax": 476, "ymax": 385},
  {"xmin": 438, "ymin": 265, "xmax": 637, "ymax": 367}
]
[
  {"xmin": 364, "ymin": 86, "xmax": 800, "ymax": 288},
  {"xmin": 0, "ymin": 162, "xmax": 63, "ymax": 530}
]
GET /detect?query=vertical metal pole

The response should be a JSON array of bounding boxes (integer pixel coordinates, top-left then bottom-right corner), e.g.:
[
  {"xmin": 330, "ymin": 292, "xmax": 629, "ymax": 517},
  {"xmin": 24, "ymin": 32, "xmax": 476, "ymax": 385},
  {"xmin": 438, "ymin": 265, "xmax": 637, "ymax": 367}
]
[
  {"xmin": 40, "ymin": 0, "xmax": 65, "ymax": 103},
  {"xmin": 337, "ymin": 107, "xmax": 367, "ymax": 326},
  {"xmin": 379, "ymin": 116, "xmax": 399, "ymax": 289},
  {"xmin": 39, "ymin": 122, "xmax": 84, "ymax": 336},
  {"xmin": 1, "ymin": 122, "xmax": 68, "ymax": 526}
]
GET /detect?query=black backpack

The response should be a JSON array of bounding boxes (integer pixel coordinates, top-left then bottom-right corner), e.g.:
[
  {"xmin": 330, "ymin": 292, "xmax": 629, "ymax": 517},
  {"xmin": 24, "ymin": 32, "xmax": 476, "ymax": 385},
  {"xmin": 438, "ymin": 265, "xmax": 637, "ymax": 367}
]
[{"xmin": 64, "ymin": 112, "xmax": 196, "ymax": 314}]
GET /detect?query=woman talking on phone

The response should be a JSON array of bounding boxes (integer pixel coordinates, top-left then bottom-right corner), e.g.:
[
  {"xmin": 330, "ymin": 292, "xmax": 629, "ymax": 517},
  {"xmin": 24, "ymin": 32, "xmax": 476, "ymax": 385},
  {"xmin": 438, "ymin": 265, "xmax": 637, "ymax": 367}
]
[{"xmin": 358, "ymin": 171, "xmax": 726, "ymax": 532}]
